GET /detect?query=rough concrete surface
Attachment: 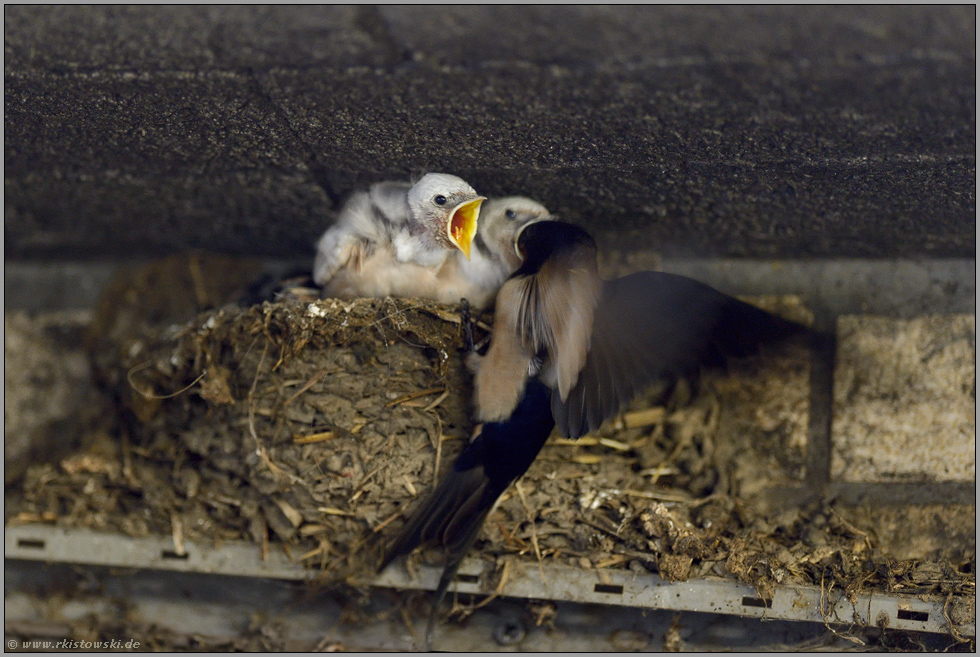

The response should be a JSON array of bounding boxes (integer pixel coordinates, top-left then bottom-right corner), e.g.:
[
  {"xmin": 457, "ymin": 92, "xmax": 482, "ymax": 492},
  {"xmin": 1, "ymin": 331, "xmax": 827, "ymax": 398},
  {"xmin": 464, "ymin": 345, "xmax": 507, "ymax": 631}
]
[
  {"xmin": 832, "ymin": 314, "xmax": 976, "ymax": 483},
  {"xmin": 3, "ymin": 311, "xmax": 99, "ymax": 484},
  {"xmin": 837, "ymin": 504, "xmax": 976, "ymax": 563},
  {"xmin": 4, "ymin": 6, "xmax": 976, "ymax": 260}
]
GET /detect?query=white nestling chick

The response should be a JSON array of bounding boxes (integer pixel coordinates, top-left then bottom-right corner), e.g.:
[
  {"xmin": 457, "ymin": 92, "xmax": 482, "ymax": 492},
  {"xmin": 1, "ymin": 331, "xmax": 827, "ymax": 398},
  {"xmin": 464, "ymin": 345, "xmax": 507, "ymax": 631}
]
[
  {"xmin": 433, "ymin": 196, "xmax": 554, "ymax": 310},
  {"xmin": 313, "ymin": 173, "xmax": 485, "ymax": 300}
]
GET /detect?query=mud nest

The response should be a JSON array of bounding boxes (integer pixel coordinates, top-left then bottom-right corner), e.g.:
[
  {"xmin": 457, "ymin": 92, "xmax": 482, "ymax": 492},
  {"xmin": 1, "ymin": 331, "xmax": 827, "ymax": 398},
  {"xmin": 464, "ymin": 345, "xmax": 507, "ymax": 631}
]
[{"xmin": 5, "ymin": 255, "xmax": 974, "ymax": 635}]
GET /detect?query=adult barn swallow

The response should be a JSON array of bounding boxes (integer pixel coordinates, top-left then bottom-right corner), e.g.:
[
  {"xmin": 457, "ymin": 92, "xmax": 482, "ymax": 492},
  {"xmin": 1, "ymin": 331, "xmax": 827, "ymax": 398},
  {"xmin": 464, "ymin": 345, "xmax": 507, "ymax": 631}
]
[
  {"xmin": 380, "ymin": 220, "xmax": 808, "ymax": 643},
  {"xmin": 313, "ymin": 173, "xmax": 485, "ymax": 300}
]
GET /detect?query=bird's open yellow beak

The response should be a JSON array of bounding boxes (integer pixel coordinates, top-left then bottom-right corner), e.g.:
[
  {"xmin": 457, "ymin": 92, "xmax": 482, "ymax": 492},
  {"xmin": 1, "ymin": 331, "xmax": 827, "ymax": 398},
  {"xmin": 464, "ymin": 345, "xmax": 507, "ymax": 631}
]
[{"xmin": 447, "ymin": 196, "xmax": 485, "ymax": 260}]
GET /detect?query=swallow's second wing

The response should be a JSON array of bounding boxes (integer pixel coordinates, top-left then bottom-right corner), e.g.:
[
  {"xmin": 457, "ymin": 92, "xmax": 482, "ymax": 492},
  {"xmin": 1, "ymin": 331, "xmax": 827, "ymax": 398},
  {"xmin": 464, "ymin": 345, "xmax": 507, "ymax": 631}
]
[
  {"xmin": 555, "ymin": 271, "xmax": 808, "ymax": 438},
  {"xmin": 517, "ymin": 245, "xmax": 602, "ymax": 401},
  {"xmin": 473, "ymin": 221, "xmax": 603, "ymax": 423}
]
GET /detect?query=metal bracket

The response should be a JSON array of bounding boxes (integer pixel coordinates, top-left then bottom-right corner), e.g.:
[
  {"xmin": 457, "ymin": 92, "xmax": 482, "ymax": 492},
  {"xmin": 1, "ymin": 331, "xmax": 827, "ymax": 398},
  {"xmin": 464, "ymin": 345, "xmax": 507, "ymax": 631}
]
[{"xmin": 6, "ymin": 524, "xmax": 971, "ymax": 638}]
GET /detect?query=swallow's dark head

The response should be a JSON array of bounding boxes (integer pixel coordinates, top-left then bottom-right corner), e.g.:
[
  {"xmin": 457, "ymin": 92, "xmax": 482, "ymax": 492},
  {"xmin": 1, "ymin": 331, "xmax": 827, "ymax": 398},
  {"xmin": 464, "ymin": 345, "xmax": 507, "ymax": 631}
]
[{"xmin": 514, "ymin": 220, "xmax": 596, "ymax": 277}]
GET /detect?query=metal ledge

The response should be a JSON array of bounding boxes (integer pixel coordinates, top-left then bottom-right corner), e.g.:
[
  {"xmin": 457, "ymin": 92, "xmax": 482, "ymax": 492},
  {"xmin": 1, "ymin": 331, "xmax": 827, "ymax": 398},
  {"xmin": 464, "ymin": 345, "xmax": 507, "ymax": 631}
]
[
  {"xmin": 6, "ymin": 524, "xmax": 972, "ymax": 638},
  {"xmin": 5, "ymin": 258, "xmax": 975, "ymax": 314}
]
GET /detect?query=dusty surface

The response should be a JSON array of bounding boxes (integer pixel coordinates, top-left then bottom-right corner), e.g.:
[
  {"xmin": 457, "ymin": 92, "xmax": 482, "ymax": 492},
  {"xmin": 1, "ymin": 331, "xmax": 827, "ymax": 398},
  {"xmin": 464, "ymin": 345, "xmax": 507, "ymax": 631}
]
[
  {"xmin": 836, "ymin": 505, "xmax": 977, "ymax": 564},
  {"xmin": 4, "ymin": 255, "xmax": 975, "ymax": 646},
  {"xmin": 4, "ymin": 310, "xmax": 102, "ymax": 484},
  {"xmin": 832, "ymin": 315, "xmax": 976, "ymax": 482}
]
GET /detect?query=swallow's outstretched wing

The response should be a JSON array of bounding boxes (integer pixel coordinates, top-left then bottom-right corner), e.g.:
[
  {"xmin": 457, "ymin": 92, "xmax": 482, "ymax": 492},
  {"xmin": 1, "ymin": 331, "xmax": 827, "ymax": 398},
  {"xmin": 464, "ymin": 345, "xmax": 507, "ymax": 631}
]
[{"xmin": 554, "ymin": 271, "xmax": 807, "ymax": 438}]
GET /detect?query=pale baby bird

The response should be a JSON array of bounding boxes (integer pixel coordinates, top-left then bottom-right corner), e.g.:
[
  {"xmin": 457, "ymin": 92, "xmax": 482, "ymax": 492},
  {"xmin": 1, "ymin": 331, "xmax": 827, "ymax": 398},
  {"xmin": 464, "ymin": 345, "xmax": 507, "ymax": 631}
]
[{"xmin": 313, "ymin": 173, "xmax": 485, "ymax": 299}]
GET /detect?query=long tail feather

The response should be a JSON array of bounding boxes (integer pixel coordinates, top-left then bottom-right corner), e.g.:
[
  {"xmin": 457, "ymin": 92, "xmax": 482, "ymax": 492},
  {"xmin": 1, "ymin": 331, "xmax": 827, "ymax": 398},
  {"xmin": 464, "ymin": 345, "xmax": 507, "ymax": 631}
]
[{"xmin": 378, "ymin": 379, "xmax": 555, "ymax": 647}]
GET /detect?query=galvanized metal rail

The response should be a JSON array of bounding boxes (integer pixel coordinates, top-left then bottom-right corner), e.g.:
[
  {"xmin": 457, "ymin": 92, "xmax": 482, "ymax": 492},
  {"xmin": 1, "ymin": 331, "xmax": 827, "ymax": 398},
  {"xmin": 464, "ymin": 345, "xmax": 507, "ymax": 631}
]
[{"xmin": 5, "ymin": 524, "xmax": 971, "ymax": 638}]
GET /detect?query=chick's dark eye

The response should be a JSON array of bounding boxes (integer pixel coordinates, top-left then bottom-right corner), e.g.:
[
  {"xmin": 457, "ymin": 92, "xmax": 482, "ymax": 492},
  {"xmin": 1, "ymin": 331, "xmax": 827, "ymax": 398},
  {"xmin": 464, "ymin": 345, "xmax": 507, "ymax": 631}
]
[
  {"xmin": 434, "ymin": 195, "xmax": 447, "ymax": 206},
  {"xmin": 505, "ymin": 209, "xmax": 516, "ymax": 219}
]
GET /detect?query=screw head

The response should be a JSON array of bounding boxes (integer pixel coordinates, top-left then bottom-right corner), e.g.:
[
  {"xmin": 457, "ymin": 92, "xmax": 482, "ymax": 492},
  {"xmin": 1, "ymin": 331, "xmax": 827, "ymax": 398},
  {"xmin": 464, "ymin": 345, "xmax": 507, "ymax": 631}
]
[{"xmin": 492, "ymin": 615, "xmax": 526, "ymax": 646}]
